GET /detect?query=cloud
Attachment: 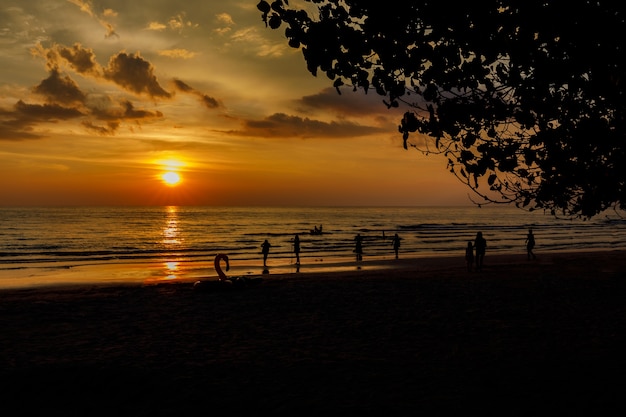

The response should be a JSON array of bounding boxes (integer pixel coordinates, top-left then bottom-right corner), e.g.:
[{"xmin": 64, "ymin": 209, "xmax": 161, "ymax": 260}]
[
  {"xmin": 81, "ymin": 120, "xmax": 119, "ymax": 135},
  {"xmin": 103, "ymin": 52, "xmax": 171, "ymax": 98},
  {"xmin": 146, "ymin": 21, "xmax": 167, "ymax": 31},
  {"xmin": 147, "ymin": 12, "xmax": 198, "ymax": 33},
  {"xmin": 15, "ymin": 100, "xmax": 84, "ymax": 120},
  {"xmin": 83, "ymin": 100, "xmax": 163, "ymax": 135},
  {"xmin": 33, "ymin": 69, "xmax": 86, "ymax": 105},
  {"xmin": 216, "ymin": 13, "xmax": 235, "ymax": 26},
  {"xmin": 214, "ymin": 13, "xmax": 235, "ymax": 35},
  {"xmin": 173, "ymin": 79, "xmax": 221, "ymax": 109},
  {"xmin": 172, "ymin": 79, "xmax": 193, "ymax": 93},
  {"xmin": 167, "ymin": 13, "xmax": 198, "ymax": 32},
  {"xmin": 0, "ymin": 98, "xmax": 84, "ymax": 141},
  {"xmin": 298, "ymin": 87, "xmax": 402, "ymax": 118},
  {"xmin": 82, "ymin": 99, "xmax": 163, "ymax": 135},
  {"xmin": 56, "ymin": 43, "xmax": 100, "ymax": 75},
  {"xmin": 158, "ymin": 49, "xmax": 197, "ymax": 59},
  {"xmin": 0, "ymin": 109, "xmax": 42, "ymax": 141},
  {"xmin": 92, "ymin": 100, "xmax": 163, "ymax": 121},
  {"xmin": 200, "ymin": 95, "xmax": 220, "ymax": 109},
  {"xmin": 67, "ymin": 0, "xmax": 118, "ymax": 38},
  {"xmin": 230, "ymin": 112, "xmax": 385, "ymax": 138},
  {"xmin": 33, "ymin": 43, "xmax": 171, "ymax": 99},
  {"xmin": 230, "ymin": 27, "xmax": 287, "ymax": 57},
  {"xmin": 10, "ymin": 42, "xmax": 221, "ymax": 139}
]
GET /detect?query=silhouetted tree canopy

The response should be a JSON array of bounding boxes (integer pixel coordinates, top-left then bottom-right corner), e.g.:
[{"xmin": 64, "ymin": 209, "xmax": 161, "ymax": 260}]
[{"xmin": 258, "ymin": 0, "xmax": 625, "ymax": 217}]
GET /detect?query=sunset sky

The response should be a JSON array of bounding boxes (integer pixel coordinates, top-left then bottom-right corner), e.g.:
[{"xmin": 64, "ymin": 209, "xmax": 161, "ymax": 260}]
[{"xmin": 1, "ymin": 0, "xmax": 471, "ymax": 206}]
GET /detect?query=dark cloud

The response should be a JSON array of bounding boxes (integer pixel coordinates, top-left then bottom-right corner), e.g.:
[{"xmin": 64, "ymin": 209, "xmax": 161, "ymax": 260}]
[
  {"xmin": 57, "ymin": 43, "xmax": 100, "ymax": 75},
  {"xmin": 33, "ymin": 69, "xmax": 86, "ymax": 105},
  {"xmin": 173, "ymin": 78, "xmax": 221, "ymax": 109},
  {"xmin": 87, "ymin": 100, "xmax": 163, "ymax": 134},
  {"xmin": 82, "ymin": 120, "xmax": 120, "ymax": 136},
  {"xmin": 33, "ymin": 43, "xmax": 224, "ymax": 110},
  {"xmin": 15, "ymin": 100, "xmax": 84, "ymax": 120},
  {"xmin": 116, "ymin": 100, "xmax": 163, "ymax": 120},
  {"xmin": 82, "ymin": 101, "xmax": 163, "ymax": 135},
  {"xmin": 104, "ymin": 52, "xmax": 171, "ymax": 98},
  {"xmin": 173, "ymin": 79, "xmax": 193, "ymax": 92},
  {"xmin": 200, "ymin": 94, "xmax": 219, "ymax": 109},
  {"xmin": 0, "ymin": 100, "xmax": 84, "ymax": 141},
  {"xmin": 0, "ymin": 115, "xmax": 42, "ymax": 141},
  {"xmin": 91, "ymin": 99, "xmax": 161, "ymax": 120},
  {"xmin": 34, "ymin": 44, "xmax": 172, "ymax": 99},
  {"xmin": 298, "ymin": 87, "xmax": 404, "ymax": 118},
  {"xmin": 232, "ymin": 112, "xmax": 385, "ymax": 138},
  {"xmin": 9, "ymin": 43, "xmax": 221, "ymax": 139},
  {"xmin": 2, "ymin": 91, "xmax": 162, "ymax": 140}
]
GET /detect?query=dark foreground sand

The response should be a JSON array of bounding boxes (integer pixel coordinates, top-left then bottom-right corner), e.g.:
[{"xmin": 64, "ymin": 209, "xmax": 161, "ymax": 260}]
[{"xmin": 2, "ymin": 251, "xmax": 626, "ymax": 416}]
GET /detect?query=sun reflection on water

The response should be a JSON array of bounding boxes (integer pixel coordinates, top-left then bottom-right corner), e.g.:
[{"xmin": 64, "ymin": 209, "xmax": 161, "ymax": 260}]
[
  {"xmin": 154, "ymin": 207, "xmax": 185, "ymax": 283},
  {"xmin": 162, "ymin": 206, "xmax": 181, "ymax": 245},
  {"xmin": 164, "ymin": 261, "xmax": 178, "ymax": 280}
]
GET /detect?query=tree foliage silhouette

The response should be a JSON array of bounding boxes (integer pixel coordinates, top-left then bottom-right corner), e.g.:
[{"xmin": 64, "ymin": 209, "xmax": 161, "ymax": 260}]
[{"xmin": 258, "ymin": 0, "xmax": 625, "ymax": 217}]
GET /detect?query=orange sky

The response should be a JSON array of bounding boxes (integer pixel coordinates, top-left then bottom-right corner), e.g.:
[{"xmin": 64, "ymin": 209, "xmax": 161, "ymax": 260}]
[{"xmin": 1, "ymin": 0, "xmax": 471, "ymax": 206}]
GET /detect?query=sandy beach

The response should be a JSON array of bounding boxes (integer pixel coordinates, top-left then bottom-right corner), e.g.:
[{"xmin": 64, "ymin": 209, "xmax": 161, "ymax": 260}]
[{"xmin": 2, "ymin": 250, "xmax": 626, "ymax": 415}]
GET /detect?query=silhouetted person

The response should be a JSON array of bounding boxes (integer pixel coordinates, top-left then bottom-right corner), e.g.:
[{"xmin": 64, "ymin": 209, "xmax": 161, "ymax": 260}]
[
  {"xmin": 261, "ymin": 239, "xmax": 271, "ymax": 267},
  {"xmin": 391, "ymin": 233, "xmax": 401, "ymax": 259},
  {"xmin": 354, "ymin": 233, "xmax": 363, "ymax": 261},
  {"xmin": 474, "ymin": 231, "xmax": 487, "ymax": 271},
  {"xmin": 293, "ymin": 234, "xmax": 301, "ymax": 264},
  {"xmin": 465, "ymin": 241, "xmax": 474, "ymax": 272},
  {"xmin": 525, "ymin": 228, "xmax": 536, "ymax": 260}
]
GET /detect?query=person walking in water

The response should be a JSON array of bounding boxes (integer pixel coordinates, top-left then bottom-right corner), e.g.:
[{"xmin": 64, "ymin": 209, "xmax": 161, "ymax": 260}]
[
  {"xmin": 293, "ymin": 234, "xmax": 301, "ymax": 265},
  {"xmin": 261, "ymin": 239, "xmax": 271, "ymax": 267},
  {"xmin": 354, "ymin": 233, "xmax": 363, "ymax": 261},
  {"xmin": 525, "ymin": 228, "xmax": 536, "ymax": 260},
  {"xmin": 391, "ymin": 233, "xmax": 401, "ymax": 259},
  {"xmin": 474, "ymin": 231, "xmax": 487, "ymax": 272},
  {"xmin": 465, "ymin": 241, "xmax": 474, "ymax": 272}
]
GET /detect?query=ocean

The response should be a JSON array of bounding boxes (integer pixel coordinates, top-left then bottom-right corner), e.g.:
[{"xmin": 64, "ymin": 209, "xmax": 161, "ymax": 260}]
[{"xmin": 1, "ymin": 205, "xmax": 625, "ymax": 288}]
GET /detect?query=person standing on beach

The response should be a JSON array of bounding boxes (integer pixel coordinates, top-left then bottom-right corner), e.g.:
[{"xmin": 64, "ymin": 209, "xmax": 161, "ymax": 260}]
[
  {"xmin": 261, "ymin": 239, "xmax": 271, "ymax": 267},
  {"xmin": 354, "ymin": 233, "xmax": 363, "ymax": 261},
  {"xmin": 474, "ymin": 232, "xmax": 487, "ymax": 271},
  {"xmin": 293, "ymin": 234, "xmax": 301, "ymax": 264},
  {"xmin": 465, "ymin": 241, "xmax": 474, "ymax": 272},
  {"xmin": 525, "ymin": 228, "xmax": 537, "ymax": 260},
  {"xmin": 391, "ymin": 233, "xmax": 401, "ymax": 259}
]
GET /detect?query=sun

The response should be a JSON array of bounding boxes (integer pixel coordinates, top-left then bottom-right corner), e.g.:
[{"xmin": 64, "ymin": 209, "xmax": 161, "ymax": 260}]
[{"xmin": 162, "ymin": 171, "xmax": 181, "ymax": 186}]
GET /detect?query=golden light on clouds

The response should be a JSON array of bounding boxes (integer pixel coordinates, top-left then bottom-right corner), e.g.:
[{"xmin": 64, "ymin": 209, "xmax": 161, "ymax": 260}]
[
  {"xmin": 0, "ymin": 0, "xmax": 471, "ymax": 207},
  {"xmin": 159, "ymin": 158, "xmax": 185, "ymax": 170}
]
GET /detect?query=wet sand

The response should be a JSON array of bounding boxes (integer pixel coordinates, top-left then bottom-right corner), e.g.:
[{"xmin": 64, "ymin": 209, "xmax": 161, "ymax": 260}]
[{"xmin": 1, "ymin": 250, "xmax": 626, "ymax": 415}]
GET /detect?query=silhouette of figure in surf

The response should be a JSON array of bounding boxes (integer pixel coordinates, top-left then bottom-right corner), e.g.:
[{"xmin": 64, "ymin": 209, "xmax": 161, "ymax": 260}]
[
  {"xmin": 354, "ymin": 233, "xmax": 363, "ymax": 261},
  {"xmin": 391, "ymin": 233, "xmax": 401, "ymax": 259},
  {"xmin": 261, "ymin": 239, "xmax": 271, "ymax": 267},
  {"xmin": 474, "ymin": 231, "xmax": 487, "ymax": 272},
  {"xmin": 293, "ymin": 234, "xmax": 301, "ymax": 264},
  {"xmin": 526, "ymin": 228, "xmax": 536, "ymax": 260}
]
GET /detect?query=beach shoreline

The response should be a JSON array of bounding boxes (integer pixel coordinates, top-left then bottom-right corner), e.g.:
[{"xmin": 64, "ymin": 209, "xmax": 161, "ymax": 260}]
[
  {"xmin": 1, "ymin": 247, "xmax": 623, "ymax": 291},
  {"xmin": 2, "ymin": 249, "xmax": 626, "ymax": 415}
]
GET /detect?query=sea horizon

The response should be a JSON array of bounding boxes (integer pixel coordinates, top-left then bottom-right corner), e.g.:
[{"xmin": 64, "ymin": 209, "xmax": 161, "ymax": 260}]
[{"xmin": 1, "ymin": 205, "xmax": 624, "ymax": 289}]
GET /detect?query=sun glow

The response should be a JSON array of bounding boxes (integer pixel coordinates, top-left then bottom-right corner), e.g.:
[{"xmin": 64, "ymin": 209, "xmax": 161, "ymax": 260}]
[
  {"xmin": 162, "ymin": 171, "xmax": 181, "ymax": 186},
  {"xmin": 156, "ymin": 158, "xmax": 185, "ymax": 187}
]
